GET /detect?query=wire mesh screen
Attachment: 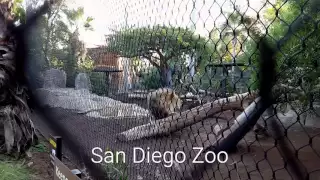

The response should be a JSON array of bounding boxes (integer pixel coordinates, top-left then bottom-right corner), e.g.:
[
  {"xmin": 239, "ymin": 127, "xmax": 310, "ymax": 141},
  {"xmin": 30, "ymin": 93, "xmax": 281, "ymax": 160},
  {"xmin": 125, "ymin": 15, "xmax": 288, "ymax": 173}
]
[{"xmin": 21, "ymin": 0, "xmax": 320, "ymax": 179}]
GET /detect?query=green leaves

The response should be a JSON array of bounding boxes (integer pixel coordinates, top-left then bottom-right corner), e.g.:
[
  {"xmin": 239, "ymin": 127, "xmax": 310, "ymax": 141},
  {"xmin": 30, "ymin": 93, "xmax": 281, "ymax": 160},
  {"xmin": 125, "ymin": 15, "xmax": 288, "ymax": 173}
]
[
  {"xmin": 61, "ymin": 6, "xmax": 84, "ymax": 26},
  {"xmin": 239, "ymin": 0, "xmax": 320, "ymax": 102},
  {"xmin": 12, "ymin": 0, "xmax": 26, "ymax": 23},
  {"xmin": 107, "ymin": 25, "xmax": 211, "ymax": 58},
  {"xmin": 84, "ymin": 16, "xmax": 94, "ymax": 31}
]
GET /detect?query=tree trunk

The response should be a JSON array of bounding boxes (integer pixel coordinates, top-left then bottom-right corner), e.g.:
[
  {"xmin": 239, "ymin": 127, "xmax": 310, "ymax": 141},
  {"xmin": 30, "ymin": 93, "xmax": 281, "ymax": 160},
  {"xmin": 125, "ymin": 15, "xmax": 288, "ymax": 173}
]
[
  {"xmin": 188, "ymin": 54, "xmax": 195, "ymax": 80},
  {"xmin": 117, "ymin": 92, "xmax": 255, "ymax": 141},
  {"xmin": 65, "ymin": 39, "xmax": 77, "ymax": 87},
  {"xmin": 0, "ymin": 2, "xmax": 38, "ymax": 157},
  {"xmin": 159, "ymin": 63, "xmax": 172, "ymax": 88},
  {"xmin": 26, "ymin": 0, "xmax": 50, "ymax": 69}
]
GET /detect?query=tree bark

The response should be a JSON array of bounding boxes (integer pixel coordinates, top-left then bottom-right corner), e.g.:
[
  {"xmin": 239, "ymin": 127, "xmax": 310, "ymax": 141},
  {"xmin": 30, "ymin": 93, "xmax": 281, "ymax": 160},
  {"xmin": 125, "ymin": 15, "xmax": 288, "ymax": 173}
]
[
  {"xmin": 173, "ymin": 97, "xmax": 263, "ymax": 180},
  {"xmin": 117, "ymin": 92, "xmax": 256, "ymax": 141},
  {"xmin": 159, "ymin": 63, "xmax": 172, "ymax": 88},
  {"xmin": 0, "ymin": 1, "xmax": 38, "ymax": 157},
  {"xmin": 263, "ymin": 106, "xmax": 307, "ymax": 179}
]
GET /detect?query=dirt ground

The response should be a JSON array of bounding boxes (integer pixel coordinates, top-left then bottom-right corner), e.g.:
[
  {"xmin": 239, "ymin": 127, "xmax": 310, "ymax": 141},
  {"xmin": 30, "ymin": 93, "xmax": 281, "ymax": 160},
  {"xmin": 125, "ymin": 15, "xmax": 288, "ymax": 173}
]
[
  {"xmin": 30, "ymin": 103, "xmax": 320, "ymax": 180},
  {"xmin": 24, "ymin": 132, "xmax": 80, "ymax": 180}
]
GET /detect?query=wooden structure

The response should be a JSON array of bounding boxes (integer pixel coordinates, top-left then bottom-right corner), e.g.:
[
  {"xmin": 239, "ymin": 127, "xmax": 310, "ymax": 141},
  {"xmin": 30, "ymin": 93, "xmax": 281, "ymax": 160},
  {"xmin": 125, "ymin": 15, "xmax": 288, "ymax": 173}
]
[
  {"xmin": 49, "ymin": 135, "xmax": 82, "ymax": 179},
  {"xmin": 87, "ymin": 47, "xmax": 133, "ymax": 94}
]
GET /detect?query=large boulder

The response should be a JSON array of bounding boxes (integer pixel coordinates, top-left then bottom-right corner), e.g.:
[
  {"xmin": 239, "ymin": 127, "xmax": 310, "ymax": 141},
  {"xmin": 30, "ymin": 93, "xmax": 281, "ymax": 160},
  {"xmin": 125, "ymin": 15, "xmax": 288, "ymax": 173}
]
[
  {"xmin": 35, "ymin": 88, "xmax": 150, "ymax": 119},
  {"xmin": 42, "ymin": 68, "xmax": 67, "ymax": 88},
  {"xmin": 75, "ymin": 73, "xmax": 92, "ymax": 91}
]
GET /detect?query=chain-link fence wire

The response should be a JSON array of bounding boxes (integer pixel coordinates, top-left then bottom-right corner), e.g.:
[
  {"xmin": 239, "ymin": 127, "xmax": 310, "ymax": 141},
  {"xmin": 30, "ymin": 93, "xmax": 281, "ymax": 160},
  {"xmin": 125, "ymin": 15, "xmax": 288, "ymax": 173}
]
[{"xmin": 22, "ymin": 0, "xmax": 320, "ymax": 179}]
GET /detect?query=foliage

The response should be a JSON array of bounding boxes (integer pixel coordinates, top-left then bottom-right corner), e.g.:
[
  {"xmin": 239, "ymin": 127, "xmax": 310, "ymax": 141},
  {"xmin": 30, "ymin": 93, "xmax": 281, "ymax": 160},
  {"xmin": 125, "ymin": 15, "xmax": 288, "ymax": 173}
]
[
  {"xmin": 102, "ymin": 148, "xmax": 128, "ymax": 180},
  {"xmin": 131, "ymin": 57, "xmax": 144, "ymax": 74},
  {"xmin": 43, "ymin": 1, "xmax": 94, "ymax": 50},
  {"xmin": 20, "ymin": 0, "xmax": 94, "ymax": 87},
  {"xmin": 197, "ymin": 4, "xmax": 261, "ymax": 95},
  {"xmin": 12, "ymin": 0, "xmax": 94, "ymax": 87},
  {"xmin": 12, "ymin": 0, "xmax": 26, "ymax": 23},
  {"xmin": 78, "ymin": 57, "xmax": 94, "ymax": 72},
  {"xmin": 215, "ymin": 5, "xmax": 261, "ymax": 63},
  {"xmin": 30, "ymin": 142, "xmax": 48, "ymax": 153},
  {"xmin": 50, "ymin": 56, "xmax": 64, "ymax": 69},
  {"xmin": 84, "ymin": 16, "xmax": 94, "ymax": 31},
  {"xmin": 235, "ymin": 0, "xmax": 320, "ymax": 112},
  {"xmin": 89, "ymin": 72, "xmax": 107, "ymax": 96},
  {"xmin": 140, "ymin": 66, "xmax": 162, "ymax": 89},
  {"xmin": 192, "ymin": 73, "xmax": 221, "ymax": 92},
  {"xmin": 106, "ymin": 25, "xmax": 217, "ymax": 87},
  {"xmin": 0, "ymin": 155, "xmax": 32, "ymax": 180},
  {"xmin": 107, "ymin": 25, "xmax": 215, "ymax": 63},
  {"xmin": 40, "ymin": 1, "xmax": 94, "ymax": 86}
]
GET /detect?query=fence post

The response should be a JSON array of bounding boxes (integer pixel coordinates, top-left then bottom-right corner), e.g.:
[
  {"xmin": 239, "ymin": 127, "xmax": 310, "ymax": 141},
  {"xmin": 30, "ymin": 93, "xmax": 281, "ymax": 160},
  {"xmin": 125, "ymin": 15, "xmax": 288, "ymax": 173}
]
[
  {"xmin": 49, "ymin": 135, "xmax": 62, "ymax": 167},
  {"xmin": 105, "ymin": 72, "xmax": 110, "ymax": 96},
  {"xmin": 49, "ymin": 134, "xmax": 83, "ymax": 179}
]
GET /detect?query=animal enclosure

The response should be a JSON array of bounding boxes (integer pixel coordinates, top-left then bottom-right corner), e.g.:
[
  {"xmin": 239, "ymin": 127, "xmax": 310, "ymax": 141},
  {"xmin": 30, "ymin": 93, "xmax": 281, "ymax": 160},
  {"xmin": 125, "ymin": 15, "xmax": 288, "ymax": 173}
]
[{"xmin": 23, "ymin": 0, "xmax": 320, "ymax": 180}]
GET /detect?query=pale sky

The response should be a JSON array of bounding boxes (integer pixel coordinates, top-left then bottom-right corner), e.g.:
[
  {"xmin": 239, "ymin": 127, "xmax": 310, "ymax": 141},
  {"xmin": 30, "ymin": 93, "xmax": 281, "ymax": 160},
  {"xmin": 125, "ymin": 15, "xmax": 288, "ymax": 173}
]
[
  {"xmin": 26, "ymin": 0, "xmax": 275, "ymax": 48},
  {"xmin": 69, "ymin": 0, "xmax": 273, "ymax": 48}
]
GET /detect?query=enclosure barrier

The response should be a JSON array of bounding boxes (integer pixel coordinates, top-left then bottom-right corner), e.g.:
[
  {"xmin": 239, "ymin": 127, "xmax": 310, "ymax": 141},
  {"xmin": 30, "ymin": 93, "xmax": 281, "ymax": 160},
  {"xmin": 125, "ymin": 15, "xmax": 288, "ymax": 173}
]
[
  {"xmin": 49, "ymin": 135, "xmax": 82, "ymax": 180},
  {"xmin": 6, "ymin": 0, "xmax": 320, "ymax": 179}
]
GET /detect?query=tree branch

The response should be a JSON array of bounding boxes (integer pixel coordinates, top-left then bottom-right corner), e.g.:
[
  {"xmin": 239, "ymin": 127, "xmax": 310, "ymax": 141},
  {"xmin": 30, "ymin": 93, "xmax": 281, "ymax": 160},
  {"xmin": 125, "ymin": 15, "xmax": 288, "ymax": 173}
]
[
  {"xmin": 155, "ymin": 48, "xmax": 164, "ymax": 60},
  {"xmin": 116, "ymin": 92, "xmax": 256, "ymax": 141},
  {"xmin": 142, "ymin": 55, "xmax": 160, "ymax": 68},
  {"xmin": 43, "ymin": 0, "xmax": 65, "ymax": 66}
]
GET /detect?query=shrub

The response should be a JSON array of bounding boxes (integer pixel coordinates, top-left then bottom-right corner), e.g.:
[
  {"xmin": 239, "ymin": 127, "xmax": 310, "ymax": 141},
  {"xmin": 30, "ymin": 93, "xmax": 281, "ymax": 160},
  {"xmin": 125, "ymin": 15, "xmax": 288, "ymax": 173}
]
[
  {"xmin": 102, "ymin": 148, "xmax": 128, "ymax": 180},
  {"xmin": 89, "ymin": 72, "xmax": 108, "ymax": 96},
  {"xmin": 140, "ymin": 67, "xmax": 162, "ymax": 89}
]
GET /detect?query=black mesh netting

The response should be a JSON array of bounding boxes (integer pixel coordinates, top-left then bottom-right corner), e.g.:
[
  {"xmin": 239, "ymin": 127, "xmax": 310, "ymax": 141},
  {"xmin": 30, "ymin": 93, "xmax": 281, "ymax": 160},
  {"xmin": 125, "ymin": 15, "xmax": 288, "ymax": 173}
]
[{"xmin": 21, "ymin": 0, "xmax": 320, "ymax": 179}]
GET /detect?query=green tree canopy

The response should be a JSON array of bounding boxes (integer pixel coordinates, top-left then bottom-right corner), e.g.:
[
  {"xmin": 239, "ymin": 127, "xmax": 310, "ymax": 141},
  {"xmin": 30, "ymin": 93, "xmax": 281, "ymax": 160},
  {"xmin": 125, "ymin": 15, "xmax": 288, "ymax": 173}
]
[
  {"xmin": 217, "ymin": 4, "xmax": 261, "ymax": 63},
  {"xmin": 20, "ymin": 0, "xmax": 94, "ymax": 87},
  {"xmin": 105, "ymin": 25, "xmax": 217, "ymax": 87},
  {"xmin": 236, "ymin": 0, "xmax": 320, "ymax": 110}
]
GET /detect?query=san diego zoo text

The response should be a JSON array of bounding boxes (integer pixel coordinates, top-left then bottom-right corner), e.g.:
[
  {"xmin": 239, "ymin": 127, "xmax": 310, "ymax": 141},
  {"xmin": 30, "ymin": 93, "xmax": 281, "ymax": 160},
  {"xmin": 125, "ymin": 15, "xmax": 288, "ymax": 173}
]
[{"xmin": 91, "ymin": 147, "xmax": 229, "ymax": 167}]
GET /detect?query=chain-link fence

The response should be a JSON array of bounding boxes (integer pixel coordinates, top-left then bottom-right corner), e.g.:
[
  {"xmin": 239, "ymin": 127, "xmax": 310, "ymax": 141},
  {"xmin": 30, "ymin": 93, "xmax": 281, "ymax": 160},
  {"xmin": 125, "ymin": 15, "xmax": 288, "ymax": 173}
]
[{"xmin": 22, "ymin": 0, "xmax": 320, "ymax": 179}]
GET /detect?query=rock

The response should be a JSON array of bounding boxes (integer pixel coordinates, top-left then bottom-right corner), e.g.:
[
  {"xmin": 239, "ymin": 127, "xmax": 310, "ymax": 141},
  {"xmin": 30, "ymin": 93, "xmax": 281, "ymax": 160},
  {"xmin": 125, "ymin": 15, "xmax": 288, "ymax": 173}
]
[
  {"xmin": 155, "ymin": 167, "xmax": 161, "ymax": 178},
  {"xmin": 27, "ymin": 162, "xmax": 34, "ymax": 167},
  {"xmin": 42, "ymin": 68, "xmax": 67, "ymax": 88},
  {"xmin": 25, "ymin": 151, "xmax": 33, "ymax": 158},
  {"xmin": 213, "ymin": 124, "xmax": 222, "ymax": 135},
  {"xmin": 34, "ymin": 88, "xmax": 150, "ymax": 119},
  {"xmin": 75, "ymin": 73, "xmax": 92, "ymax": 91}
]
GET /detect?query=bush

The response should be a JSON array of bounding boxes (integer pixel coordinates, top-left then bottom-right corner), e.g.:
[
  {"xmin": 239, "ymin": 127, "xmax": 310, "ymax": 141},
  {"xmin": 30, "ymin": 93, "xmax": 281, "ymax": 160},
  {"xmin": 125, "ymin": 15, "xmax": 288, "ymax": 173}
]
[
  {"xmin": 140, "ymin": 67, "xmax": 162, "ymax": 89},
  {"xmin": 102, "ymin": 148, "xmax": 128, "ymax": 180},
  {"xmin": 89, "ymin": 72, "xmax": 108, "ymax": 96}
]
